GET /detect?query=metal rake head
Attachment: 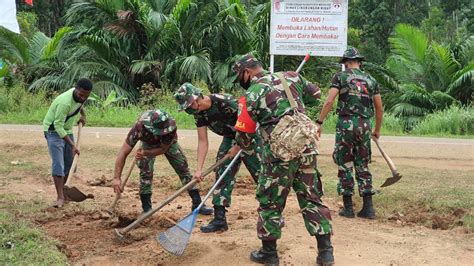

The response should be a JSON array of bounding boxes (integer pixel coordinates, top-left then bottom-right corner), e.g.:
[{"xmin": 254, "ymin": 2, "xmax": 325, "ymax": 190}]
[{"xmin": 156, "ymin": 212, "xmax": 197, "ymax": 256}]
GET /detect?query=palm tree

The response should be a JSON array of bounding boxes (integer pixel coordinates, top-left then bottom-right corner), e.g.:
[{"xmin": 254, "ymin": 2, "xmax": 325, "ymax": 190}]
[{"xmin": 380, "ymin": 24, "xmax": 473, "ymax": 129}]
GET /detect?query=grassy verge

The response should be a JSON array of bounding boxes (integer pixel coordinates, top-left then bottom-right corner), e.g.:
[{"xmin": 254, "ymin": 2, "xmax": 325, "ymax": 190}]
[
  {"xmin": 317, "ymin": 158, "xmax": 473, "ymax": 232},
  {"xmin": 0, "ymin": 84, "xmax": 473, "ymax": 137},
  {"xmin": 0, "ymin": 195, "xmax": 68, "ymax": 265}
]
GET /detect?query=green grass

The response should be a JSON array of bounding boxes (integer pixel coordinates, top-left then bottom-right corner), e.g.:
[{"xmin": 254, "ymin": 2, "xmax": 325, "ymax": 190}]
[
  {"xmin": 0, "ymin": 195, "xmax": 68, "ymax": 265},
  {"xmin": 0, "ymin": 84, "xmax": 472, "ymax": 136}
]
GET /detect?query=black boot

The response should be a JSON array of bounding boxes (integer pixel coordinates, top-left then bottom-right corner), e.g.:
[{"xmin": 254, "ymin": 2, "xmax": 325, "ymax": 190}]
[
  {"xmin": 188, "ymin": 189, "xmax": 213, "ymax": 215},
  {"xmin": 316, "ymin": 234, "xmax": 334, "ymax": 266},
  {"xmin": 140, "ymin": 194, "xmax": 152, "ymax": 213},
  {"xmin": 357, "ymin": 194, "xmax": 376, "ymax": 219},
  {"xmin": 200, "ymin": 206, "xmax": 228, "ymax": 233},
  {"xmin": 338, "ymin": 195, "xmax": 355, "ymax": 218},
  {"xmin": 250, "ymin": 240, "xmax": 279, "ymax": 266}
]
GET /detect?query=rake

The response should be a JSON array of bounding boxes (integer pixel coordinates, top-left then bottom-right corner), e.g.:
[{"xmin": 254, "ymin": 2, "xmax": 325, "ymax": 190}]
[{"xmin": 156, "ymin": 150, "xmax": 243, "ymax": 256}]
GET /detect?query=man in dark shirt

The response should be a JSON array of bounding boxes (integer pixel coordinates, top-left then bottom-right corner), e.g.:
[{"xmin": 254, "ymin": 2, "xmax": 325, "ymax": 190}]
[
  {"xmin": 112, "ymin": 109, "xmax": 212, "ymax": 214},
  {"xmin": 174, "ymin": 83, "xmax": 261, "ymax": 233}
]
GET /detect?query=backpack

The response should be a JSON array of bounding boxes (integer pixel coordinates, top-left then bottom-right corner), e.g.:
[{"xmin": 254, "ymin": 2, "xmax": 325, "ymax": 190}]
[{"xmin": 269, "ymin": 73, "xmax": 319, "ymax": 161}]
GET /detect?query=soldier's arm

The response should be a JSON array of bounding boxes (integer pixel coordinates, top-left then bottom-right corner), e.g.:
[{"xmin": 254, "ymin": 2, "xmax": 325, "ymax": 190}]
[
  {"xmin": 194, "ymin": 126, "xmax": 209, "ymax": 180},
  {"xmin": 373, "ymin": 94, "xmax": 384, "ymax": 139},
  {"xmin": 142, "ymin": 142, "xmax": 172, "ymax": 157},
  {"xmin": 318, "ymin": 88, "xmax": 339, "ymax": 124},
  {"xmin": 113, "ymin": 141, "xmax": 133, "ymax": 193},
  {"xmin": 300, "ymin": 75, "xmax": 321, "ymax": 107}
]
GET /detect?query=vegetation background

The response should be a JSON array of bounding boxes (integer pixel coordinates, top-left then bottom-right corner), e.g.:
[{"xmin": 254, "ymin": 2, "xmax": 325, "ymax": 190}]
[{"xmin": 0, "ymin": 0, "xmax": 472, "ymax": 134}]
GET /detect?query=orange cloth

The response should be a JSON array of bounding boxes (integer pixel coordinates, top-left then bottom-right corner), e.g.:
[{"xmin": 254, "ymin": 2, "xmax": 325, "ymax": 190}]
[{"xmin": 235, "ymin": 96, "xmax": 256, "ymax": 133}]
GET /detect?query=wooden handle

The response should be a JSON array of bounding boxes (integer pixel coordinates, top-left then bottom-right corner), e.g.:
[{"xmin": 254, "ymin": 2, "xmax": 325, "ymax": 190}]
[
  {"xmin": 109, "ymin": 156, "xmax": 137, "ymax": 211},
  {"xmin": 65, "ymin": 123, "xmax": 83, "ymax": 187},
  {"xmin": 373, "ymin": 138, "xmax": 398, "ymax": 176},
  {"xmin": 118, "ymin": 154, "xmax": 232, "ymax": 234}
]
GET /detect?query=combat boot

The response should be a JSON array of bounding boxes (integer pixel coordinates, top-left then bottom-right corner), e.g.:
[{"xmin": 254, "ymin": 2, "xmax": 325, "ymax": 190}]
[
  {"xmin": 188, "ymin": 189, "xmax": 213, "ymax": 215},
  {"xmin": 357, "ymin": 194, "xmax": 376, "ymax": 219},
  {"xmin": 316, "ymin": 234, "xmax": 334, "ymax": 266},
  {"xmin": 338, "ymin": 195, "xmax": 355, "ymax": 218},
  {"xmin": 250, "ymin": 240, "xmax": 279, "ymax": 266},
  {"xmin": 140, "ymin": 193, "xmax": 152, "ymax": 213},
  {"xmin": 200, "ymin": 206, "xmax": 228, "ymax": 233}
]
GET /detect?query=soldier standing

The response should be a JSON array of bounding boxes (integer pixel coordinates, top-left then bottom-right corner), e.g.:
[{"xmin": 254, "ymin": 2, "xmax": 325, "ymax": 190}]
[
  {"xmin": 317, "ymin": 47, "xmax": 384, "ymax": 219},
  {"xmin": 233, "ymin": 54, "xmax": 334, "ymax": 266},
  {"xmin": 112, "ymin": 109, "xmax": 212, "ymax": 215},
  {"xmin": 174, "ymin": 83, "xmax": 261, "ymax": 233}
]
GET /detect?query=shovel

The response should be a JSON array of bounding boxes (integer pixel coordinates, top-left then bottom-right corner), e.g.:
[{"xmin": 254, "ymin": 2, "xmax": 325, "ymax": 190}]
[
  {"xmin": 64, "ymin": 123, "xmax": 94, "ymax": 202},
  {"xmin": 157, "ymin": 151, "xmax": 242, "ymax": 256},
  {"xmin": 373, "ymin": 138, "xmax": 402, "ymax": 187},
  {"xmin": 114, "ymin": 154, "xmax": 232, "ymax": 240}
]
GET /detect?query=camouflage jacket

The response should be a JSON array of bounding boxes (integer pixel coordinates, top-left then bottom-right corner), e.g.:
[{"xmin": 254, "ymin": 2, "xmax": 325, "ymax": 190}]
[
  {"xmin": 125, "ymin": 121, "xmax": 177, "ymax": 148},
  {"xmin": 330, "ymin": 68, "xmax": 380, "ymax": 118},
  {"xmin": 236, "ymin": 70, "xmax": 321, "ymax": 162},
  {"xmin": 194, "ymin": 94, "xmax": 238, "ymax": 137}
]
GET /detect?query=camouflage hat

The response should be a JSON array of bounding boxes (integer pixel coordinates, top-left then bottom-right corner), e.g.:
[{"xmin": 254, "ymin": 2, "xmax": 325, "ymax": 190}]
[
  {"xmin": 139, "ymin": 109, "xmax": 177, "ymax": 136},
  {"xmin": 174, "ymin": 83, "xmax": 202, "ymax": 111},
  {"xmin": 232, "ymin": 54, "xmax": 262, "ymax": 82},
  {"xmin": 340, "ymin": 47, "xmax": 365, "ymax": 62}
]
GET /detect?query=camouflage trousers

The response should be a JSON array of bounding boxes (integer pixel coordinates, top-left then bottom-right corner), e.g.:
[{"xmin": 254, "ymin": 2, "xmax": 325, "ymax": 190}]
[
  {"xmin": 333, "ymin": 116, "xmax": 375, "ymax": 196},
  {"xmin": 212, "ymin": 136, "xmax": 260, "ymax": 207},
  {"xmin": 137, "ymin": 141, "xmax": 193, "ymax": 195},
  {"xmin": 256, "ymin": 153, "xmax": 332, "ymax": 240}
]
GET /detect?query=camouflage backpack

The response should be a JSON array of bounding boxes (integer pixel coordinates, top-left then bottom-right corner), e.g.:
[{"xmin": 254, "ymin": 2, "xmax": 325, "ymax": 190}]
[{"xmin": 269, "ymin": 73, "xmax": 319, "ymax": 161}]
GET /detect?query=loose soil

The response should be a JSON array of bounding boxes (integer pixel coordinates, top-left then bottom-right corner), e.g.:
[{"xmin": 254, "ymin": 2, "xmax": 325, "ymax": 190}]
[{"xmin": 0, "ymin": 126, "xmax": 473, "ymax": 265}]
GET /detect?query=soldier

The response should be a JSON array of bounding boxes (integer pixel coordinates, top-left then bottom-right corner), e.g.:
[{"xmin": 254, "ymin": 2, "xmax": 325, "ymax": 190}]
[
  {"xmin": 316, "ymin": 47, "xmax": 384, "ymax": 219},
  {"xmin": 233, "ymin": 54, "xmax": 334, "ymax": 266},
  {"xmin": 112, "ymin": 109, "xmax": 212, "ymax": 215},
  {"xmin": 174, "ymin": 83, "xmax": 261, "ymax": 233},
  {"xmin": 43, "ymin": 78, "xmax": 93, "ymax": 208}
]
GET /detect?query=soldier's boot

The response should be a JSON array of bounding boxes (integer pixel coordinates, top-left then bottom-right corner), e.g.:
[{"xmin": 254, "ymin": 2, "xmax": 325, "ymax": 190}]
[
  {"xmin": 357, "ymin": 194, "xmax": 376, "ymax": 219},
  {"xmin": 338, "ymin": 195, "xmax": 355, "ymax": 218},
  {"xmin": 200, "ymin": 206, "xmax": 228, "ymax": 233},
  {"xmin": 140, "ymin": 193, "xmax": 152, "ymax": 213},
  {"xmin": 250, "ymin": 240, "xmax": 279, "ymax": 266},
  {"xmin": 188, "ymin": 189, "xmax": 213, "ymax": 215},
  {"xmin": 316, "ymin": 234, "xmax": 334, "ymax": 266}
]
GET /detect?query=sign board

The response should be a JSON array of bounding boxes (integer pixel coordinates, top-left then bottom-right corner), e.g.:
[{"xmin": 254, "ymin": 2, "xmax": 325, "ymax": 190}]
[{"xmin": 270, "ymin": 0, "xmax": 348, "ymax": 57}]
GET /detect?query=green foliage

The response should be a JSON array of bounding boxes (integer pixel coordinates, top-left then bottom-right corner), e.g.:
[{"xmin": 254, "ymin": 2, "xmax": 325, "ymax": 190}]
[{"xmin": 412, "ymin": 105, "xmax": 474, "ymax": 135}]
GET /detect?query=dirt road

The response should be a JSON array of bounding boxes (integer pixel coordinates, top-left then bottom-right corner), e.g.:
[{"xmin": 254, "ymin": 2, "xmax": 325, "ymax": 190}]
[{"xmin": 0, "ymin": 125, "xmax": 473, "ymax": 265}]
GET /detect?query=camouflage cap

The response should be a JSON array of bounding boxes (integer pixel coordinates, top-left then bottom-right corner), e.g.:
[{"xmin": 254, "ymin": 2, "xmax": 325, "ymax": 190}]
[
  {"xmin": 173, "ymin": 83, "xmax": 202, "ymax": 111},
  {"xmin": 232, "ymin": 54, "xmax": 262, "ymax": 82},
  {"xmin": 139, "ymin": 109, "xmax": 177, "ymax": 136},
  {"xmin": 340, "ymin": 47, "xmax": 365, "ymax": 62}
]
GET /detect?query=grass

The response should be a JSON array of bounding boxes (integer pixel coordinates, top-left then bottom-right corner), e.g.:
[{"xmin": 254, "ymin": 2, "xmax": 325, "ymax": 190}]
[
  {"xmin": 0, "ymin": 195, "xmax": 68, "ymax": 265},
  {"xmin": 1, "ymin": 84, "xmax": 473, "ymax": 137}
]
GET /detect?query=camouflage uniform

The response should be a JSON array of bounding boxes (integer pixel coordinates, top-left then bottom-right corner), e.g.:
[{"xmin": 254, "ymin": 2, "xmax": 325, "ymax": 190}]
[
  {"xmin": 125, "ymin": 110, "xmax": 193, "ymax": 195},
  {"xmin": 331, "ymin": 59, "xmax": 380, "ymax": 197},
  {"xmin": 234, "ymin": 57, "xmax": 332, "ymax": 241},
  {"xmin": 174, "ymin": 83, "xmax": 261, "ymax": 207}
]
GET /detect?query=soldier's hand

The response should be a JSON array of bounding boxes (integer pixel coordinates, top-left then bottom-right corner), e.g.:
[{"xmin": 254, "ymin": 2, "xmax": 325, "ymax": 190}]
[
  {"xmin": 372, "ymin": 130, "xmax": 381, "ymax": 140},
  {"xmin": 194, "ymin": 170, "xmax": 203, "ymax": 183},
  {"xmin": 113, "ymin": 178, "xmax": 122, "ymax": 193},
  {"xmin": 135, "ymin": 148, "xmax": 145, "ymax": 160},
  {"xmin": 227, "ymin": 145, "xmax": 241, "ymax": 158},
  {"xmin": 315, "ymin": 124, "xmax": 322, "ymax": 140}
]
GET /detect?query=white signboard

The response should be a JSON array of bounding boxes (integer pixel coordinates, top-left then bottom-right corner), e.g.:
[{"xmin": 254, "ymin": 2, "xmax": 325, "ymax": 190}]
[
  {"xmin": 0, "ymin": 0, "xmax": 20, "ymax": 34},
  {"xmin": 270, "ymin": 0, "xmax": 348, "ymax": 57}
]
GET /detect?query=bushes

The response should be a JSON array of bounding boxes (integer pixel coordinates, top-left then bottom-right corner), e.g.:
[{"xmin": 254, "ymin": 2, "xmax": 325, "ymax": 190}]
[{"xmin": 412, "ymin": 105, "xmax": 474, "ymax": 135}]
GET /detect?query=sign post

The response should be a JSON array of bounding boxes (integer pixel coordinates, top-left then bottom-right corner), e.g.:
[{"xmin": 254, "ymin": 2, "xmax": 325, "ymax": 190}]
[{"xmin": 269, "ymin": 0, "xmax": 348, "ymax": 72}]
